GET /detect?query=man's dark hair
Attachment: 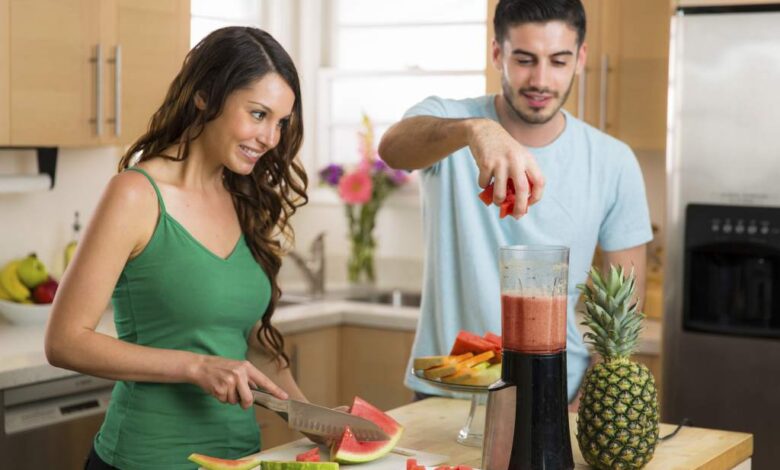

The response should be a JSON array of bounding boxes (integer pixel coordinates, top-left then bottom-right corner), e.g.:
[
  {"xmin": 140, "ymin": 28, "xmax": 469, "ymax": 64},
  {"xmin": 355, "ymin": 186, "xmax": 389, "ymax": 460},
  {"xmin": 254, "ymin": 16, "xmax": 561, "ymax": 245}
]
[{"xmin": 494, "ymin": 0, "xmax": 587, "ymax": 46}]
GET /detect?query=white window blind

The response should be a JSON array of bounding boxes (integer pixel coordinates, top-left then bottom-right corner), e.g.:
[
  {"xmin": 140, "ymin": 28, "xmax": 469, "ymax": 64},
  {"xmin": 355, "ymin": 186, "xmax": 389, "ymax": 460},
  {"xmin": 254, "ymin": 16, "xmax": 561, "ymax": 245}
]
[
  {"xmin": 190, "ymin": 0, "xmax": 263, "ymax": 48},
  {"xmin": 319, "ymin": 0, "xmax": 487, "ymax": 168}
]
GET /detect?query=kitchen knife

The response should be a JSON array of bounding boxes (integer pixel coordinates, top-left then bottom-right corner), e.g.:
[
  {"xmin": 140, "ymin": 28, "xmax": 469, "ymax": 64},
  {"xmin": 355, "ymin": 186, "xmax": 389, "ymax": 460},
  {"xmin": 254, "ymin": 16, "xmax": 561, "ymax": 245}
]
[{"xmin": 251, "ymin": 388, "xmax": 390, "ymax": 442}]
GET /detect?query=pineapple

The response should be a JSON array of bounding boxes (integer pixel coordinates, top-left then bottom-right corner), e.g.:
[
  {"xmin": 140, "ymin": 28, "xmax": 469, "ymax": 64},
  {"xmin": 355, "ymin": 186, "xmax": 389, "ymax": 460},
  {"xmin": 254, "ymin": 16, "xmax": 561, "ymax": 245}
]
[{"xmin": 576, "ymin": 265, "xmax": 659, "ymax": 469}]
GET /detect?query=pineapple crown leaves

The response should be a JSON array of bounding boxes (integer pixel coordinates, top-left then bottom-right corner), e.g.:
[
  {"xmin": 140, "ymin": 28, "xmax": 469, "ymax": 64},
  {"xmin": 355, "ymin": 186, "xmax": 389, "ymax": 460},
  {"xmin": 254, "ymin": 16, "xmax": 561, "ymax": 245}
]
[{"xmin": 576, "ymin": 265, "xmax": 645, "ymax": 361}]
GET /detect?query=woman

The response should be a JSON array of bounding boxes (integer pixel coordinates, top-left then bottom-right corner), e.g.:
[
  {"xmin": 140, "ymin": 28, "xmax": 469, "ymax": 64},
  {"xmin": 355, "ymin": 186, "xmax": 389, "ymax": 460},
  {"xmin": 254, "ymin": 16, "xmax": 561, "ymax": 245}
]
[{"xmin": 45, "ymin": 27, "xmax": 309, "ymax": 469}]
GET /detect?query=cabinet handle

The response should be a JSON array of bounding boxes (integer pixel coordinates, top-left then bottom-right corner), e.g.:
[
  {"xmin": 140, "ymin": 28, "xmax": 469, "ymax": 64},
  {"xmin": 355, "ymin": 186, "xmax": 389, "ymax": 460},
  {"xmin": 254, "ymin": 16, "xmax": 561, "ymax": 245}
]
[
  {"xmin": 599, "ymin": 54, "xmax": 609, "ymax": 131},
  {"xmin": 107, "ymin": 45, "xmax": 122, "ymax": 137},
  {"xmin": 577, "ymin": 66, "xmax": 587, "ymax": 119},
  {"xmin": 90, "ymin": 45, "xmax": 104, "ymax": 136}
]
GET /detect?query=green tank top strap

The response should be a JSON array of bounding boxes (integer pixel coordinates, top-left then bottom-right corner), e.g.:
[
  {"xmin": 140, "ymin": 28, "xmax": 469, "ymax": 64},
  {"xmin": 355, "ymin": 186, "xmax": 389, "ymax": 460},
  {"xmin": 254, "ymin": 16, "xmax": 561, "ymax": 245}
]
[{"xmin": 125, "ymin": 166, "xmax": 167, "ymax": 214}]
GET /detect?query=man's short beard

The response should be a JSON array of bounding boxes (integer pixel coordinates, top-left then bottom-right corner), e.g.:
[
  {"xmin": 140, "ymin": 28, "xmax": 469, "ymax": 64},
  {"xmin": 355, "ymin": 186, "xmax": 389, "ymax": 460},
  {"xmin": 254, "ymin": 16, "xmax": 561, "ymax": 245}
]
[{"xmin": 501, "ymin": 71, "xmax": 577, "ymax": 125}]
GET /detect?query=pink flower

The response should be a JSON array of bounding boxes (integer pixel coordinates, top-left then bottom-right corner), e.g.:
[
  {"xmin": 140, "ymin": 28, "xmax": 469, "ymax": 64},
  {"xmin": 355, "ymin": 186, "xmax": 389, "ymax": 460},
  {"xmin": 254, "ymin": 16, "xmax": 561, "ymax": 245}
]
[{"xmin": 338, "ymin": 169, "xmax": 373, "ymax": 204}]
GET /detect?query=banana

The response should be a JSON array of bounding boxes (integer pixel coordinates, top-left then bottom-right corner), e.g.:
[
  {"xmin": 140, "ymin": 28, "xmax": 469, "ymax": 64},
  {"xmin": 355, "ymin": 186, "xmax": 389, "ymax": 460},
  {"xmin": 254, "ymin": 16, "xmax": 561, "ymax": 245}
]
[
  {"xmin": 0, "ymin": 281, "xmax": 12, "ymax": 301},
  {"xmin": 0, "ymin": 261, "xmax": 31, "ymax": 302}
]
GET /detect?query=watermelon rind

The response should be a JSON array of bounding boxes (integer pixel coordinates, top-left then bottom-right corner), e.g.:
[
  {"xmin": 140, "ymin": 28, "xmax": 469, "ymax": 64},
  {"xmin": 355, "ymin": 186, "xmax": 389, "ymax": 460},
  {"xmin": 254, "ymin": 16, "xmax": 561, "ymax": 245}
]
[
  {"xmin": 188, "ymin": 453, "xmax": 262, "ymax": 470},
  {"xmin": 330, "ymin": 397, "xmax": 404, "ymax": 464},
  {"xmin": 260, "ymin": 462, "xmax": 339, "ymax": 470}
]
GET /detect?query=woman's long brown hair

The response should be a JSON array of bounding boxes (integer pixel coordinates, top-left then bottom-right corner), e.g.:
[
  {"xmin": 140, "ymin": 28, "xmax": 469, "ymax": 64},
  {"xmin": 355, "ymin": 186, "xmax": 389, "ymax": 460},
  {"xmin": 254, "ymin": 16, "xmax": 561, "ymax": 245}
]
[{"xmin": 118, "ymin": 27, "xmax": 307, "ymax": 367}]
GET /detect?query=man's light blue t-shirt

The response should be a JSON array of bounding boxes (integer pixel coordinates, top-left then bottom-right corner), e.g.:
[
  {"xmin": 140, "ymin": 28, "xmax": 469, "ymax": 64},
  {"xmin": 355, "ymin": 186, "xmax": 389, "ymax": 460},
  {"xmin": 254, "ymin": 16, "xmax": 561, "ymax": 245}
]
[{"xmin": 403, "ymin": 95, "xmax": 653, "ymax": 400}]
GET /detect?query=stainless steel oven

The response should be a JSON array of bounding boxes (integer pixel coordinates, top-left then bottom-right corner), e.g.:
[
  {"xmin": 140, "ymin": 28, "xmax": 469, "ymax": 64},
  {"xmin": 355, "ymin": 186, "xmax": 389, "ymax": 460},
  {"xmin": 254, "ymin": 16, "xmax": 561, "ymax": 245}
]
[{"xmin": 1, "ymin": 374, "xmax": 113, "ymax": 469}]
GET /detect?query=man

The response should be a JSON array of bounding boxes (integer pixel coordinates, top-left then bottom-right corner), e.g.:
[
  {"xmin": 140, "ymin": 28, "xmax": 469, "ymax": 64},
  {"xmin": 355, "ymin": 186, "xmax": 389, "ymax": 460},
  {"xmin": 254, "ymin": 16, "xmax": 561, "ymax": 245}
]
[{"xmin": 379, "ymin": 0, "xmax": 652, "ymax": 402}]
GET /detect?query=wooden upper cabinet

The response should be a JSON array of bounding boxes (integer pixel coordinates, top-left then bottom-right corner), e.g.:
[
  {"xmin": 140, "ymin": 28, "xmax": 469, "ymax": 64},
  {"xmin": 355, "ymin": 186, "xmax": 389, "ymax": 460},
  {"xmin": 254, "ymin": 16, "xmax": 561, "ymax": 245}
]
[
  {"xmin": 0, "ymin": 0, "xmax": 9, "ymax": 144},
  {"xmin": 600, "ymin": 0, "xmax": 672, "ymax": 152},
  {"xmin": 5, "ymin": 0, "xmax": 189, "ymax": 147},
  {"xmin": 114, "ymin": 0, "xmax": 190, "ymax": 145},
  {"xmin": 10, "ymin": 0, "xmax": 101, "ymax": 146},
  {"xmin": 677, "ymin": 0, "xmax": 779, "ymax": 5}
]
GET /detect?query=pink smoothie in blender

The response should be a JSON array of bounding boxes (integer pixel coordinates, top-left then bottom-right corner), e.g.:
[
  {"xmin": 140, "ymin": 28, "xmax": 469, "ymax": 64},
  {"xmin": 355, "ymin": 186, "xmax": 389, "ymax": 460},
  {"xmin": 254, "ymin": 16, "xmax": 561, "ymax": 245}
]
[{"xmin": 501, "ymin": 294, "xmax": 567, "ymax": 353}]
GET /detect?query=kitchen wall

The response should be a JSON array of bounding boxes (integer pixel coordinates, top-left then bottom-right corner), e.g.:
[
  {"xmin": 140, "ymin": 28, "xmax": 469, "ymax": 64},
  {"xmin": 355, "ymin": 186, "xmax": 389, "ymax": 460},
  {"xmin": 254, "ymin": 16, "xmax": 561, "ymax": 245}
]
[{"xmin": 0, "ymin": 148, "xmax": 118, "ymax": 278}]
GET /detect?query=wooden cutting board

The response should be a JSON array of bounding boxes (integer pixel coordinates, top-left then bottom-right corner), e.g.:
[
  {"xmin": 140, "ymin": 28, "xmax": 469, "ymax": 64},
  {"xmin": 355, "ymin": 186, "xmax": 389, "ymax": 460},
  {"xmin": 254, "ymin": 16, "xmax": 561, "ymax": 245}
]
[{"xmin": 255, "ymin": 442, "xmax": 450, "ymax": 469}]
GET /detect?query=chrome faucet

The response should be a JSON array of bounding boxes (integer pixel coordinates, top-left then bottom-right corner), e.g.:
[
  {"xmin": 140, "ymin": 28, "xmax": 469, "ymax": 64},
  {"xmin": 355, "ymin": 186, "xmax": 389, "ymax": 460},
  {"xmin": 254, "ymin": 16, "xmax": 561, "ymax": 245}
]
[{"xmin": 288, "ymin": 232, "xmax": 326, "ymax": 299}]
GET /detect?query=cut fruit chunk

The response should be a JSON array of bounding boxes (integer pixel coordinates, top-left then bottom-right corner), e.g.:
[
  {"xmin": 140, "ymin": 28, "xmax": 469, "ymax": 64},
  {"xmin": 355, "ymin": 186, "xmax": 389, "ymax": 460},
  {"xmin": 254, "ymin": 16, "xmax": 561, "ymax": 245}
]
[
  {"xmin": 413, "ymin": 355, "xmax": 450, "ymax": 370},
  {"xmin": 483, "ymin": 332, "xmax": 502, "ymax": 348},
  {"xmin": 260, "ymin": 462, "xmax": 338, "ymax": 470},
  {"xmin": 295, "ymin": 447, "xmax": 320, "ymax": 462},
  {"xmin": 450, "ymin": 331, "xmax": 499, "ymax": 357},
  {"xmin": 330, "ymin": 397, "xmax": 404, "ymax": 464},
  {"xmin": 188, "ymin": 453, "xmax": 262, "ymax": 470},
  {"xmin": 460, "ymin": 350, "xmax": 494, "ymax": 368}
]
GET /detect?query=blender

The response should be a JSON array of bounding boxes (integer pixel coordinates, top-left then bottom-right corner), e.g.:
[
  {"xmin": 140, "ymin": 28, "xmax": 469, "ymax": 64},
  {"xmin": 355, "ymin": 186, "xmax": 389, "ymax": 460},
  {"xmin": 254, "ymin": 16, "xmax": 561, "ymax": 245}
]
[{"xmin": 482, "ymin": 245, "xmax": 574, "ymax": 470}]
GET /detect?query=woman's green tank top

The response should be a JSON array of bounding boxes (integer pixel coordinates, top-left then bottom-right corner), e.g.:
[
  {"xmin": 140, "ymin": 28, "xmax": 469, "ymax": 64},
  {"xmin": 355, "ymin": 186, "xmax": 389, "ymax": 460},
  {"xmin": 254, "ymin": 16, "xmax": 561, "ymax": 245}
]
[{"xmin": 94, "ymin": 167, "xmax": 271, "ymax": 469}]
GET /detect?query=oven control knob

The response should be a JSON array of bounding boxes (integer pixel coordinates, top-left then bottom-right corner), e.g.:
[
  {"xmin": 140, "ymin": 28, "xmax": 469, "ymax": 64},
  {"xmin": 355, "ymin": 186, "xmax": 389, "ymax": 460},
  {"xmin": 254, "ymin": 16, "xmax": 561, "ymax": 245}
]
[
  {"xmin": 761, "ymin": 226, "xmax": 770, "ymax": 235},
  {"xmin": 723, "ymin": 224, "xmax": 733, "ymax": 234},
  {"xmin": 735, "ymin": 224, "xmax": 745, "ymax": 234},
  {"xmin": 747, "ymin": 225, "xmax": 757, "ymax": 235}
]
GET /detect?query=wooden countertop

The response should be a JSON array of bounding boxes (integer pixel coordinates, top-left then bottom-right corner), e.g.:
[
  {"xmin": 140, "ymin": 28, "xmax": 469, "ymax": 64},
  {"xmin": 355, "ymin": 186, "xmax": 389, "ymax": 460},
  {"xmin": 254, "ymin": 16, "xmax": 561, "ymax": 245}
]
[{"xmin": 259, "ymin": 398, "xmax": 753, "ymax": 469}]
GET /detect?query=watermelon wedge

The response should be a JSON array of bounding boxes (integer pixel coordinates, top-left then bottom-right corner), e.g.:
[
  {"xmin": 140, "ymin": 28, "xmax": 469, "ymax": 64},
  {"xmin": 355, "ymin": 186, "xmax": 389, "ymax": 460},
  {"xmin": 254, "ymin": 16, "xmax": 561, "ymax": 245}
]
[
  {"xmin": 188, "ymin": 453, "xmax": 262, "ymax": 470},
  {"xmin": 330, "ymin": 397, "xmax": 404, "ymax": 463},
  {"xmin": 450, "ymin": 331, "xmax": 499, "ymax": 356},
  {"xmin": 483, "ymin": 331, "xmax": 502, "ymax": 348},
  {"xmin": 260, "ymin": 462, "xmax": 338, "ymax": 470}
]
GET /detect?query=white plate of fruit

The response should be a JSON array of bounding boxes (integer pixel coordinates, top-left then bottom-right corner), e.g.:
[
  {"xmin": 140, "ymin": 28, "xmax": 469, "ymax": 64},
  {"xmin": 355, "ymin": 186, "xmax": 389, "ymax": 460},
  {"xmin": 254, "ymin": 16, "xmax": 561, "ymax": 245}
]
[
  {"xmin": 412, "ymin": 330, "xmax": 502, "ymax": 393},
  {"xmin": 0, "ymin": 254, "xmax": 59, "ymax": 325}
]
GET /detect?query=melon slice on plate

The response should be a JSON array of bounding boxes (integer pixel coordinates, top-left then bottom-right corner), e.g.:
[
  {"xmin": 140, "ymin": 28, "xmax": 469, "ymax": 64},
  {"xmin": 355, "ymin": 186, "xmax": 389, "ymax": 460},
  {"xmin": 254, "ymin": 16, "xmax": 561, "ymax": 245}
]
[
  {"xmin": 330, "ymin": 396, "xmax": 404, "ymax": 464},
  {"xmin": 260, "ymin": 462, "xmax": 339, "ymax": 470},
  {"xmin": 188, "ymin": 453, "xmax": 262, "ymax": 470}
]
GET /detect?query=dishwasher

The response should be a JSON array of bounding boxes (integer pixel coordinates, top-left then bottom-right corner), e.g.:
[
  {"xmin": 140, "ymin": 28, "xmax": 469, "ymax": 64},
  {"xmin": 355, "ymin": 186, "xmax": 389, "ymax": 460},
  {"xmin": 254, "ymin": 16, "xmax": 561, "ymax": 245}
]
[{"xmin": 0, "ymin": 373, "xmax": 114, "ymax": 469}]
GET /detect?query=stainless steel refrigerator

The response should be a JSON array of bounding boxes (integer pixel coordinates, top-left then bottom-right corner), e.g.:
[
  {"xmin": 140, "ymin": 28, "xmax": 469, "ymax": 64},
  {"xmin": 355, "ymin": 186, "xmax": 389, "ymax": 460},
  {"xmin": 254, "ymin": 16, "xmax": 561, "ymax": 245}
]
[{"xmin": 663, "ymin": 4, "xmax": 780, "ymax": 469}]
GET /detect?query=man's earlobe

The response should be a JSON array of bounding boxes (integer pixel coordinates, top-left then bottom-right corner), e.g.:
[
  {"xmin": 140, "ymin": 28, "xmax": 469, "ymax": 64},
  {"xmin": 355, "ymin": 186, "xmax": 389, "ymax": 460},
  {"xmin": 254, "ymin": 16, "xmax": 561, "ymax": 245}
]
[{"xmin": 491, "ymin": 39, "xmax": 503, "ymax": 70}]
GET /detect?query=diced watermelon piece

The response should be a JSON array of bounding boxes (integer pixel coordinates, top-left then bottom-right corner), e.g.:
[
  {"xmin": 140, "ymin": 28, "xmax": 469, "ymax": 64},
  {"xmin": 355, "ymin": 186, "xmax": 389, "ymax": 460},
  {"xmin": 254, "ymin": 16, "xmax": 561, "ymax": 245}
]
[
  {"xmin": 406, "ymin": 458, "xmax": 418, "ymax": 470},
  {"xmin": 295, "ymin": 447, "xmax": 320, "ymax": 462},
  {"xmin": 478, "ymin": 184, "xmax": 494, "ymax": 205}
]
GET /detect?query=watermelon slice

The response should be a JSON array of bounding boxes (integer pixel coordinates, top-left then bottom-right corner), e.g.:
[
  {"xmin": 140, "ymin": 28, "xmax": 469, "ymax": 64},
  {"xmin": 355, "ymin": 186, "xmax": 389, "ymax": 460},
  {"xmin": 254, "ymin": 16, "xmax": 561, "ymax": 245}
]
[
  {"xmin": 450, "ymin": 331, "xmax": 499, "ymax": 356},
  {"xmin": 483, "ymin": 332, "xmax": 502, "ymax": 348},
  {"xmin": 295, "ymin": 447, "xmax": 320, "ymax": 462},
  {"xmin": 188, "ymin": 453, "xmax": 262, "ymax": 470},
  {"xmin": 260, "ymin": 463, "xmax": 338, "ymax": 470},
  {"xmin": 330, "ymin": 397, "xmax": 404, "ymax": 463}
]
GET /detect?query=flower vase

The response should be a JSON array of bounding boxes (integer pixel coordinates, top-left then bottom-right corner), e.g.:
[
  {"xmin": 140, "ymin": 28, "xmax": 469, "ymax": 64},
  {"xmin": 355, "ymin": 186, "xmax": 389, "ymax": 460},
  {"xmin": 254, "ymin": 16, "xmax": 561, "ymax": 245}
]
[{"xmin": 345, "ymin": 204, "xmax": 378, "ymax": 286}]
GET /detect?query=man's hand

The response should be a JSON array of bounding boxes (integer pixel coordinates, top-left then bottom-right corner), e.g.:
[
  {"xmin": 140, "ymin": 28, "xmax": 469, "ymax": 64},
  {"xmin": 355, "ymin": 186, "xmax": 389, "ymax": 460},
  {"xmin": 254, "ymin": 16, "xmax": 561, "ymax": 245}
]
[{"xmin": 467, "ymin": 119, "xmax": 545, "ymax": 218}]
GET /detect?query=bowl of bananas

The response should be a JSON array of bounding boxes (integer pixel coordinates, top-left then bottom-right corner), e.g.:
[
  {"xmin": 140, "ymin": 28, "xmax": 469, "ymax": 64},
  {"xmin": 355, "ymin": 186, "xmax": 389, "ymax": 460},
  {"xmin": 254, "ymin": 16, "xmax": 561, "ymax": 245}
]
[{"xmin": 0, "ymin": 254, "xmax": 58, "ymax": 326}]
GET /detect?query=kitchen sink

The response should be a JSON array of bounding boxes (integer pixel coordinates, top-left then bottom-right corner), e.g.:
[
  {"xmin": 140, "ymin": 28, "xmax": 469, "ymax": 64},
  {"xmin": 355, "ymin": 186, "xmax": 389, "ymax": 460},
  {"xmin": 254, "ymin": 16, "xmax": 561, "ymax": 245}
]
[{"xmin": 275, "ymin": 289, "xmax": 422, "ymax": 308}]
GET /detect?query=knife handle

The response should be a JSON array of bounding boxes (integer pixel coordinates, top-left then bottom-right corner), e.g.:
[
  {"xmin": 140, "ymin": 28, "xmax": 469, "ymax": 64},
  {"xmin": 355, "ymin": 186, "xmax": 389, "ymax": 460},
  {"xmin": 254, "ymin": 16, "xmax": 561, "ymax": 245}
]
[{"xmin": 251, "ymin": 388, "xmax": 289, "ymax": 414}]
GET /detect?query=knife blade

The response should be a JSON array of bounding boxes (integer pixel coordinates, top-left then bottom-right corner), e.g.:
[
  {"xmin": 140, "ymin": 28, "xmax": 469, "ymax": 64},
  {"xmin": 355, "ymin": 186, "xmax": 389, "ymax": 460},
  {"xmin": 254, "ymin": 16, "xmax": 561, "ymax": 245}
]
[{"xmin": 251, "ymin": 388, "xmax": 390, "ymax": 442}]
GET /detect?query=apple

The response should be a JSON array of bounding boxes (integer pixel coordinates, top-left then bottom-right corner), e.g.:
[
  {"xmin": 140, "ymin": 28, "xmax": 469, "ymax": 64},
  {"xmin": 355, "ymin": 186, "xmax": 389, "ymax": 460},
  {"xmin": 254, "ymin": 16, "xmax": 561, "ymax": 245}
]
[
  {"xmin": 17, "ymin": 253, "xmax": 48, "ymax": 289},
  {"xmin": 32, "ymin": 278, "xmax": 58, "ymax": 304}
]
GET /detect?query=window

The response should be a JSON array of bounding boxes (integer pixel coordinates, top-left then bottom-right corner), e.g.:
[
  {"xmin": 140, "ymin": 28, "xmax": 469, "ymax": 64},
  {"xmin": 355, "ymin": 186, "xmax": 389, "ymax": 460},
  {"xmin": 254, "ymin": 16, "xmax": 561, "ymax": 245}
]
[
  {"xmin": 190, "ymin": 0, "xmax": 264, "ymax": 48},
  {"xmin": 317, "ymin": 0, "xmax": 487, "ymax": 170}
]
